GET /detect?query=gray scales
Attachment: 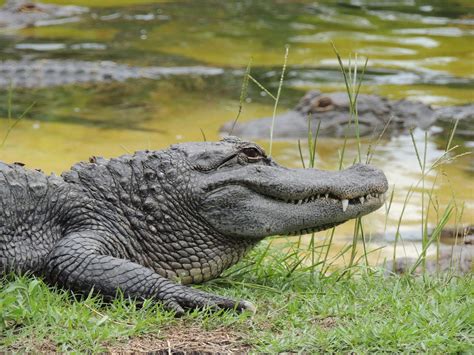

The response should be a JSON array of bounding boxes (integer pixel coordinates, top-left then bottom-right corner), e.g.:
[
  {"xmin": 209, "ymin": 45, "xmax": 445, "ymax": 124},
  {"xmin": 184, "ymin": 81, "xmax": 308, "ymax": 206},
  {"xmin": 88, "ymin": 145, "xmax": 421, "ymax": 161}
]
[
  {"xmin": 0, "ymin": 137, "xmax": 387, "ymax": 314},
  {"xmin": 0, "ymin": 59, "xmax": 225, "ymax": 88},
  {"xmin": 222, "ymin": 90, "xmax": 474, "ymax": 139}
]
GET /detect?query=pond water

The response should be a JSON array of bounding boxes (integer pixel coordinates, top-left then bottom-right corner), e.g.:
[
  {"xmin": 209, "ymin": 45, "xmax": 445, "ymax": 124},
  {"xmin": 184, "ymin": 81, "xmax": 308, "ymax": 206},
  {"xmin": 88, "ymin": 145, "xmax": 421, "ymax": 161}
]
[{"xmin": 0, "ymin": 0, "xmax": 472, "ymax": 266}]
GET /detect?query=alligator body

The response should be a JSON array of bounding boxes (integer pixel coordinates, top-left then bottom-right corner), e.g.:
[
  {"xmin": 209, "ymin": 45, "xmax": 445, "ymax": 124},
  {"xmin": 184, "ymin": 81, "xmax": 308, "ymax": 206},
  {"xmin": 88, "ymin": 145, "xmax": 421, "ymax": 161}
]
[
  {"xmin": 0, "ymin": 59, "xmax": 224, "ymax": 88},
  {"xmin": 0, "ymin": 0, "xmax": 88, "ymax": 29},
  {"xmin": 0, "ymin": 137, "xmax": 387, "ymax": 314},
  {"xmin": 222, "ymin": 90, "xmax": 474, "ymax": 139}
]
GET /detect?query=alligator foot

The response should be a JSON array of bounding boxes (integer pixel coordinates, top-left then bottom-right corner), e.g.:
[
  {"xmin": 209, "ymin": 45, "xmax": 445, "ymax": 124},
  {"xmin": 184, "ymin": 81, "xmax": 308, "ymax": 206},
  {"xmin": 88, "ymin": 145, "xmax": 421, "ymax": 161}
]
[{"xmin": 162, "ymin": 287, "xmax": 256, "ymax": 316}]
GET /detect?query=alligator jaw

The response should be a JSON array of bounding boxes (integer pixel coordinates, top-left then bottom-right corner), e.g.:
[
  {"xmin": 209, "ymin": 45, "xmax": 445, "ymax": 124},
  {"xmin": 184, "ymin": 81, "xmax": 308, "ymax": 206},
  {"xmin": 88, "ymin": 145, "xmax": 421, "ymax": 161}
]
[
  {"xmin": 280, "ymin": 192, "xmax": 386, "ymax": 236},
  {"xmin": 200, "ymin": 163, "xmax": 388, "ymax": 238}
]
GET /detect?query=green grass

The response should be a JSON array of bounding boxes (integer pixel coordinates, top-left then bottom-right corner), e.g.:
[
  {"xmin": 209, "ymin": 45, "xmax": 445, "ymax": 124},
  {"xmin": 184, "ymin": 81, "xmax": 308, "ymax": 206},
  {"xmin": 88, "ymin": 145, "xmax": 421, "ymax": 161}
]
[{"xmin": 1, "ymin": 244, "xmax": 473, "ymax": 352}]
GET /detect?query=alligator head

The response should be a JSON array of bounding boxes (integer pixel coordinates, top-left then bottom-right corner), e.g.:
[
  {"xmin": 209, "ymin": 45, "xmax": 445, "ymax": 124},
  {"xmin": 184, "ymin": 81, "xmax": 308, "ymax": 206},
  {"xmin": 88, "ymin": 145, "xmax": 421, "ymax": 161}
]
[
  {"xmin": 169, "ymin": 136, "xmax": 388, "ymax": 238},
  {"xmin": 0, "ymin": 0, "xmax": 88, "ymax": 29},
  {"xmin": 221, "ymin": 90, "xmax": 440, "ymax": 139}
]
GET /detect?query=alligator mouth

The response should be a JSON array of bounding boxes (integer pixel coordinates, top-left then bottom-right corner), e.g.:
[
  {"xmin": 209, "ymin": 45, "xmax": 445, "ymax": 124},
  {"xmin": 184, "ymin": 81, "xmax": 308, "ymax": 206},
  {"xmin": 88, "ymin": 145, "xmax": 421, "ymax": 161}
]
[
  {"xmin": 273, "ymin": 192, "xmax": 386, "ymax": 212},
  {"xmin": 206, "ymin": 183, "xmax": 386, "ymax": 214}
]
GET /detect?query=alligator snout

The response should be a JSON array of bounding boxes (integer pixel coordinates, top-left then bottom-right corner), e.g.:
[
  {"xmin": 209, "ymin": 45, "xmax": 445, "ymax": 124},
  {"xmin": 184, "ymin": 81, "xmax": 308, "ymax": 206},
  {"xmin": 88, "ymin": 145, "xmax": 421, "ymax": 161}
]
[{"xmin": 334, "ymin": 163, "xmax": 389, "ymax": 199}]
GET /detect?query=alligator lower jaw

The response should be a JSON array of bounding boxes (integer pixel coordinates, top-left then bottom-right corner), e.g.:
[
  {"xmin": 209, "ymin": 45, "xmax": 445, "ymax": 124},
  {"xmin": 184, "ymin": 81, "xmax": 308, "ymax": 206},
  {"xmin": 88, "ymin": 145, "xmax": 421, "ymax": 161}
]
[{"xmin": 284, "ymin": 222, "xmax": 342, "ymax": 236}]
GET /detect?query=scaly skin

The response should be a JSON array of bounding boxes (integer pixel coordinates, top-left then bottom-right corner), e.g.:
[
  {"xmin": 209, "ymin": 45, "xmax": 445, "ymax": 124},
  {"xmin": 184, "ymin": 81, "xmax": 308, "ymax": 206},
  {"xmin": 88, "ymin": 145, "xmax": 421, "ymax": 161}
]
[
  {"xmin": 0, "ymin": 137, "xmax": 388, "ymax": 314},
  {"xmin": 0, "ymin": 59, "xmax": 224, "ymax": 88},
  {"xmin": 222, "ymin": 90, "xmax": 474, "ymax": 139}
]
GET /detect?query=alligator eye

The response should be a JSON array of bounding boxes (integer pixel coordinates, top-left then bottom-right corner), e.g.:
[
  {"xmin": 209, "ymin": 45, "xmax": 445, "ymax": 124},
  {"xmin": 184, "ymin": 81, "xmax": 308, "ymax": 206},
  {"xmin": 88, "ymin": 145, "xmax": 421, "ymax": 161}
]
[
  {"xmin": 242, "ymin": 147, "xmax": 262, "ymax": 161},
  {"xmin": 311, "ymin": 96, "xmax": 334, "ymax": 112},
  {"xmin": 317, "ymin": 96, "xmax": 333, "ymax": 107}
]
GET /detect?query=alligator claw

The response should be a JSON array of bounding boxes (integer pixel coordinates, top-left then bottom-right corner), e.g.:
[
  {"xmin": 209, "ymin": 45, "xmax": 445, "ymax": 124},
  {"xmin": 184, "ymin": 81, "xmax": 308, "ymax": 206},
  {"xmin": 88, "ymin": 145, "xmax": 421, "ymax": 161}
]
[
  {"xmin": 239, "ymin": 300, "xmax": 257, "ymax": 314},
  {"xmin": 160, "ymin": 286, "xmax": 256, "ymax": 316}
]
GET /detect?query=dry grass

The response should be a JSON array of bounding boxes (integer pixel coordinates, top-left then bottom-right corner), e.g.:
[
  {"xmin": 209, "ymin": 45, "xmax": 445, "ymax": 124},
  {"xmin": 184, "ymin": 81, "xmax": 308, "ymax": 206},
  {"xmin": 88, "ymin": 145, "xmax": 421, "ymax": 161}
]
[{"xmin": 108, "ymin": 324, "xmax": 250, "ymax": 354}]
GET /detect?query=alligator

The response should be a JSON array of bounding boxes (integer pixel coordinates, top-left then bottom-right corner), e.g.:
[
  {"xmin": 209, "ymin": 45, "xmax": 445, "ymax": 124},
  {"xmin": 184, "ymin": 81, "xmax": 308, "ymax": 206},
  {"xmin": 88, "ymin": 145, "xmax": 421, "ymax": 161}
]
[
  {"xmin": 0, "ymin": 137, "xmax": 387, "ymax": 314},
  {"xmin": 0, "ymin": 0, "xmax": 88, "ymax": 29},
  {"xmin": 221, "ymin": 90, "xmax": 474, "ymax": 139},
  {"xmin": 0, "ymin": 59, "xmax": 224, "ymax": 88}
]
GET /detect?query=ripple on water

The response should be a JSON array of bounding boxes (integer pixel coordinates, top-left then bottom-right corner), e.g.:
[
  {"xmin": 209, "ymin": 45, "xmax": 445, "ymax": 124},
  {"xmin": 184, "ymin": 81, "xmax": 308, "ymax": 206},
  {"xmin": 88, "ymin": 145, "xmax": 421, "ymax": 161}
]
[
  {"xmin": 368, "ymin": 10, "xmax": 451, "ymax": 25},
  {"xmin": 357, "ymin": 46, "xmax": 418, "ymax": 56},
  {"xmin": 290, "ymin": 32, "xmax": 440, "ymax": 48},
  {"xmin": 393, "ymin": 27, "xmax": 474, "ymax": 37},
  {"xmin": 15, "ymin": 43, "xmax": 67, "ymax": 51}
]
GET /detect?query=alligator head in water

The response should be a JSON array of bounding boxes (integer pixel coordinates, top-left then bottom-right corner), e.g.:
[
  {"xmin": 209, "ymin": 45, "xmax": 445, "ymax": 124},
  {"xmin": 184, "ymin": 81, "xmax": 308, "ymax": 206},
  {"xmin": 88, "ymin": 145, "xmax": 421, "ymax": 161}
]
[
  {"xmin": 0, "ymin": 0, "xmax": 88, "ymax": 29},
  {"xmin": 1, "ymin": 137, "xmax": 387, "ymax": 313},
  {"xmin": 221, "ymin": 90, "xmax": 474, "ymax": 139}
]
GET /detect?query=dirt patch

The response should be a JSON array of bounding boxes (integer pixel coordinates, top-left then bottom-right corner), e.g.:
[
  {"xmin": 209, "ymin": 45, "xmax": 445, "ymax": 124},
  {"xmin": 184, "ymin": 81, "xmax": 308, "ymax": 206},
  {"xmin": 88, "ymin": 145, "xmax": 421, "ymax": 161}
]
[
  {"xmin": 4, "ymin": 337, "xmax": 56, "ymax": 353},
  {"xmin": 311, "ymin": 316, "xmax": 338, "ymax": 330},
  {"xmin": 108, "ymin": 325, "xmax": 251, "ymax": 354},
  {"xmin": 318, "ymin": 316, "xmax": 337, "ymax": 330}
]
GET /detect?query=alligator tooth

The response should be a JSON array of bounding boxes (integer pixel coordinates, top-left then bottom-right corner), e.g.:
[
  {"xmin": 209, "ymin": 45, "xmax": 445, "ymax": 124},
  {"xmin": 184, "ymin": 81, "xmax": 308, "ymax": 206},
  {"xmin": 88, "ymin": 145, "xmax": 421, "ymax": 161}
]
[
  {"xmin": 382, "ymin": 193, "xmax": 386, "ymax": 200},
  {"xmin": 325, "ymin": 193, "xmax": 329, "ymax": 199},
  {"xmin": 317, "ymin": 194, "xmax": 320, "ymax": 199},
  {"xmin": 342, "ymin": 199, "xmax": 349, "ymax": 212},
  {"xmin": 359, "ymin": 196, "xmax": 365, "ymax": 204}
]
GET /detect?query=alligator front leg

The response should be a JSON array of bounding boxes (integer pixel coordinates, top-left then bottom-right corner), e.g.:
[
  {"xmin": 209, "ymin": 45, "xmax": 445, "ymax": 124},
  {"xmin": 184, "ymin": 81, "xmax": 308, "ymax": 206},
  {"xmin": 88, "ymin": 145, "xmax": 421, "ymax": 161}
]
[{"xmin": 44, "ymin": 232, "xmax": 254, "ymax": 315}]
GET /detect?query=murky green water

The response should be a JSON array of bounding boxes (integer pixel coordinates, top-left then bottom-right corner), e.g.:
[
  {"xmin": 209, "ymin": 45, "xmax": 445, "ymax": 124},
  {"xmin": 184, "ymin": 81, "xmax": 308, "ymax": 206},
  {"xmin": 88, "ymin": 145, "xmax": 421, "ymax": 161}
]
[{"xmin": 0, "ymin": 0, "xmax": 473, "ymax": 265}]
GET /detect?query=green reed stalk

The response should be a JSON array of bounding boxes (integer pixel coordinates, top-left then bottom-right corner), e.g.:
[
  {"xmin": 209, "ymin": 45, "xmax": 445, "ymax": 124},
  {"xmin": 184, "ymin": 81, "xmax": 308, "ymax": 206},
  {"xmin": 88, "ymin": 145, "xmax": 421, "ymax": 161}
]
[
  {"xmin": 1, "ymin": 87, "xmax": 35, "ymax": 150},
  {"xmin": 331, "ymin": 44, "xmax": 369, "ymax": 276},
  {"xmin": 392, "ymin": 186, "xmax": 414, "ymax": 272},
  {"xmin": 229, "ymin": 58, "xmax": 252, "ymax": 135},
  {"xmin": 269, "ymin": 45, "xmax": 289, "ymax": 156}
]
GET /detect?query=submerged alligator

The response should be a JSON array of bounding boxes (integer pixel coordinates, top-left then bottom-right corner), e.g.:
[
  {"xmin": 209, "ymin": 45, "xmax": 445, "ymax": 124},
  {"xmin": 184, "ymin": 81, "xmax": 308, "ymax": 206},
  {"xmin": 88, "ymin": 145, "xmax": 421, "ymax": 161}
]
[
  {"xmin": 222, "ymin": 90, "xmax": 474, "ymax": 139},
  {"xmin": 0, "ymin": 137, "xmax": 387, "ymax": 314},
  {"xmin": 0, "ymin": 59, "xmax": 224, "ymax": 88},
  {"xmin": 0, "ymin": 0, "xmax": 88, "ymax": 29}
]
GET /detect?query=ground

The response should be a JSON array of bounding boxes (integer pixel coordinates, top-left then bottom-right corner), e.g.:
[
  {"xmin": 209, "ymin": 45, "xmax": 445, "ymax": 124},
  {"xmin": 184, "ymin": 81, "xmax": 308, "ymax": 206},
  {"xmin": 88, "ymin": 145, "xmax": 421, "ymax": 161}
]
[{"xmin": 1, "ymin": 242, "xmax": 473, "ymax": 353}]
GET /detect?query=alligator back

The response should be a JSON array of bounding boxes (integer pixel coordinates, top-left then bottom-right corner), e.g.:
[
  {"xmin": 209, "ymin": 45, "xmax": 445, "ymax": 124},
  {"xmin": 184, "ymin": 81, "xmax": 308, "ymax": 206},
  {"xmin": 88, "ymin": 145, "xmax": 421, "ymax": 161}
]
[
  {"xmin": 0, "ymin": 162, "xmax": 68, "ymax": 273},
  {"xmin": 0, "ymin": 59, "xmax": 224, "ymax": 88}
]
